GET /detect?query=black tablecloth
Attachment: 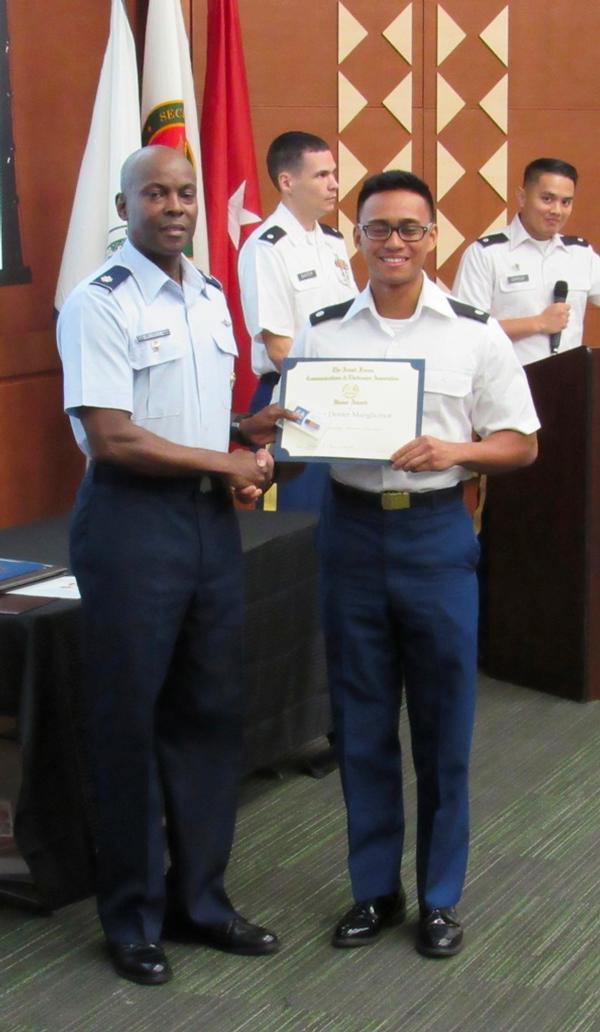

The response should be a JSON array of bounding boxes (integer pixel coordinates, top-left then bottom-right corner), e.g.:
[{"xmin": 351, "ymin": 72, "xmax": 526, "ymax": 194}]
[{"xmin": 0, "ymin": 510, "xmax": 329, "ymax": 909}]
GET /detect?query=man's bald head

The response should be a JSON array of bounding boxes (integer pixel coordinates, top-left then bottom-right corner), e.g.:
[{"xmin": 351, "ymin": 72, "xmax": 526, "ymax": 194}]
[{"xmin": 119, "ymin": 145, "xmax": 196, "ymax": 197}]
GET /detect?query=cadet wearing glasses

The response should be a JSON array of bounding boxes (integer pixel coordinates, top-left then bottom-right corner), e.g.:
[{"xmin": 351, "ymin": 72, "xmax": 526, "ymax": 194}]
[{"xmin": 288, "ymin": 170, "xmax": 539, "ymax": 957}]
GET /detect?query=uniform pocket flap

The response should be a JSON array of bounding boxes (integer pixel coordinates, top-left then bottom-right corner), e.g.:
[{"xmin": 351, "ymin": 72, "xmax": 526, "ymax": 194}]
[
  {"xmin": 425, "ymin": 369, "xmax": 471, "ymax": 398},
  {"xmin": 212, "ymin": 323, "xmax": 239, "ymax": 357}
]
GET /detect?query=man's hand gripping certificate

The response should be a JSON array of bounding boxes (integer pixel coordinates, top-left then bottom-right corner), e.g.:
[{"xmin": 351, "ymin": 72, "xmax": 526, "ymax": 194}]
[{"xmin": 273, "ymin": 358, "xmax": 425, "ymax": 463}]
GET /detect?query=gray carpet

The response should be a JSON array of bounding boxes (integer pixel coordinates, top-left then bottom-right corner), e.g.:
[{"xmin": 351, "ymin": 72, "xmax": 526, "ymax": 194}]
[{"xmin": 1, "ymin": 674, "xmax": 600, "ymax": 1032}]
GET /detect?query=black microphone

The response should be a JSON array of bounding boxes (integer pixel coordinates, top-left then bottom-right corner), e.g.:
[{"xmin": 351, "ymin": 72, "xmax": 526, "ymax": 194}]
[{"xmin": 549, "ymin": 280, "xmax": 568, "ymax": 354}]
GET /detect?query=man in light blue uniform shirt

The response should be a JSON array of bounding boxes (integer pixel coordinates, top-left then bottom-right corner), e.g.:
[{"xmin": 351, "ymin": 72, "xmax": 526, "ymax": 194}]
[{"xmin": 57, "ymin": 145, "xmax": 289, "ymax": 986}]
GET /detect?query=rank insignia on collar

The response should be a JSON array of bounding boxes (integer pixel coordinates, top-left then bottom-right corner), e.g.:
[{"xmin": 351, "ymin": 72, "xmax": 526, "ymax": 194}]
[{"xmin": 90, "ymin": 266, "xmax": 131, "ymax": 291}]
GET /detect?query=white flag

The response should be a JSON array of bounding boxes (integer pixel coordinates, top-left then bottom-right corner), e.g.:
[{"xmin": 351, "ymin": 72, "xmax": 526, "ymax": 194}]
[
  {"xmin": 54, "ymin": 0, "xmax": 140, "ymax": 310},
  {"xmin": 141, "ymin": 0, "xmax": 209, "ymax": 270}
]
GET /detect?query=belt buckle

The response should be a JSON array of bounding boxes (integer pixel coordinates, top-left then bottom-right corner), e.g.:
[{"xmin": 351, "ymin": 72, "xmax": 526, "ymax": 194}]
[{"xmin": 381, "ymin": 491, "xmax": 410, "ymax": 511}]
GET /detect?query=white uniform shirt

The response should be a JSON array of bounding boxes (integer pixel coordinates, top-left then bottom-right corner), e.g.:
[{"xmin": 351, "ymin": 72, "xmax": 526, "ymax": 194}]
[
  {"xmin": 290, "ymin": 274, "xmax": 540, "ymax": 493},
  {"xmin": 57, "ymin": 240, "xmax": 237, "ymax": 458},
  {"xmin": 238, "ymin": 201, "xmax": 357, "ymax": 375},
  {"xmin": 452, "ymin": 214, "xmax": 600, "ymax": 366}
]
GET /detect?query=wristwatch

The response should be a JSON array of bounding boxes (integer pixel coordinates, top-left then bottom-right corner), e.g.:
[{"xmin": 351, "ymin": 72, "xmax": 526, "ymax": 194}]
[{"xmin": 230, "ymin": 413, "xmax": 251, "ymax": 445}]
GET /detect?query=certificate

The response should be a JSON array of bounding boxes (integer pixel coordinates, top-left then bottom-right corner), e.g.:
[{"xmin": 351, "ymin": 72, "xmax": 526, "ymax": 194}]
[{"xmin": 273, "ymin": 357, "xmax": 425, "ymax": 463}]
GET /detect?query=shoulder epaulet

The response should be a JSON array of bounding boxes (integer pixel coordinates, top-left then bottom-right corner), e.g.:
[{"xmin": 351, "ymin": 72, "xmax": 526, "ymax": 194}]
[
  {"xmin": 561, "ymin": 234, "xmax": 590, "ymax": 247},
  {"xmin": 310, "ymin": 299, "xmax": 354, "ymax": 325},
  {"xmin": 202, "ymin": 272, "xmax": 223, "ymax": 291},
  {"xmin": 448, "ymin": 298, "xmax": 489, "ymax": 323},
  {"xmin": 320, "ymin": 223, "xmax": 344, "ymax": 239},
  {"xmin": 259, "ymin": 225, "xmax": 286, "ymax": 245},
  {"xmin": 90, "ymin": 266, "xmax": 131, "ymax": 291},
  {"xmin": 477, "ymin": 232, "xmax": 509, "ymax": 247}
]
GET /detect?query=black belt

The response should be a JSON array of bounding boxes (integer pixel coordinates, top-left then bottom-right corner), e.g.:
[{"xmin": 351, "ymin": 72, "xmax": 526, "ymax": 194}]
[
  {"xmin": 331, "ymin": 479, "xmax": 463, "ymax": 511},
  {"xmin": 259, "ymin": 372, "xmax": 281, "ymax": 387},
  {"xmin": 90, "ymin": 461, "xmax": 224, "ymax": 496}
]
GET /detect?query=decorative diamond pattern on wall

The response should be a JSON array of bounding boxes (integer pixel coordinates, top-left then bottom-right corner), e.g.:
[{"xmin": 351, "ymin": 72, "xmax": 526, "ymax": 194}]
[
  {"xmin": 338, "ymin": 2, "xmax": 368, "ymax": 63},
  {"xmin": 383, "ymin": 73, "xmax": 413, "ymax": 134},
  {"xmin": 337, "ymin": 1, "xmax": 415, "ymax": 269},
  {"xmin": 480, "ymin": 74, "xmax": 508, "ymax": 133},
  {"xmin": 338, "ymin": 71, "xmax": 368, "ymax": 132},
  {"xmin": 479, "ymin": 140, "xmax": 508, "ymax": 200},
  {"xmin": 436, "ymin": 2, "xmax": 510, "ymax": 283},
  {"xmin": 338, "ymin": 139, "xmax": 369, "ymax": 201},
  {"xmin": 437, "ymin": 73, "xmax": 466, "ymax": 133},
  {"xmin": 382, "ymin": 5, "xmax": 413, "ymax": 64},
  {"xmin": 385, "ymin": 142, "xmax": 412, "ymax": 172},
  {"xmin": 437, "ymin": 6, "xmax": 466, "ymax": 64},
  {"xmin": 480, "ymin": 7, "xmax": 509, "ymax": 66},
  {"xmin": 336, "ymin": 2, "xmax": 509, "ymax": 283}
]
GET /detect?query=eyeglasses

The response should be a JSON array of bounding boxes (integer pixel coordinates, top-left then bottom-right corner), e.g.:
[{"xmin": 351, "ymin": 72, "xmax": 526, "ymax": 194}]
[{"xmin": 359, "ymin": 220, "xmax": 433, "ymax": 242}]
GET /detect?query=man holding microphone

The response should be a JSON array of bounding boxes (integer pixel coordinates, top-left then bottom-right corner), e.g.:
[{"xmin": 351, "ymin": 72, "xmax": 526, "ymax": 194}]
[{"xmin": 453, "ymin": 158, "xmax": 600, "ymax": 365}]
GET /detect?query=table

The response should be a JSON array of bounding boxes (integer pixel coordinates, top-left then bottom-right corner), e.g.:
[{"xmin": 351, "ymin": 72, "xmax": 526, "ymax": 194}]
[{"xmin": 0, "ymin": 510, "xmax": 330, "ymax": 910}]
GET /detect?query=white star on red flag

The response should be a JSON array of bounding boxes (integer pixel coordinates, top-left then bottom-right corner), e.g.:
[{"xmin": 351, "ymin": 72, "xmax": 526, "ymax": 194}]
[{"xmin": 228, "ymin": 180, "xmax": 261, "ymax": 249}]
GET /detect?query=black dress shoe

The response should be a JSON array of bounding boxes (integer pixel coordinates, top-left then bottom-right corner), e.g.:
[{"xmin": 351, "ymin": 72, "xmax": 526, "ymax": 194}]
[
  {"xmin": 162, "ymin": 913, "xmax": 279, "ymax": 955},
  {"xmin": 416, "ymin": 907, "xmax": 463, "ymax": 958},
  {"xmin": 332, "ymin": 888, "xmax": 407, "ymax": 948},
  {"xmin": 107, "ymin": 942, "xmax": 172, "ymax": 985}
]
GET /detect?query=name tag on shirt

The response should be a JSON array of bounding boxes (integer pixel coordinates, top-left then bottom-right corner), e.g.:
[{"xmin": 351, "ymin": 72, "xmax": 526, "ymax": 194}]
[
  {"xmin": 135, "ymin": 328, "xmax": 171, "ymax": 352},
  {"xmin": 507, "ymin": 274, "xmax": 529, "ymax": 284},
  {"xmin": 298, "ymin": 270, "xmax": 317, "ymax": 281}
]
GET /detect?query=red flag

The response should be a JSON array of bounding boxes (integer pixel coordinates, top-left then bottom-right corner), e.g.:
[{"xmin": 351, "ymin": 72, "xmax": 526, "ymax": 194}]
[{"xmin": 200, "ymin": 0, "xmax": 262, "ymax": 412}]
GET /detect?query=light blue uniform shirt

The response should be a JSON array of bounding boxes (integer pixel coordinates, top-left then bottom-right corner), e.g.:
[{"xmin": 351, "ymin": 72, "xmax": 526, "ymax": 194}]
[{"xmin": 57, "ymin": 240, "xmax": 238, "ymax": 458}]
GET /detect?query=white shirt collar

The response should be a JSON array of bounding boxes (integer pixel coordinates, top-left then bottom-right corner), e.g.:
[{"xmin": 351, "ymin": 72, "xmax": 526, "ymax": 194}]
[
  {"xmin": 272, "ymin": 201, "xmax": 324, "ymax": 246},
  {"xmin": 341, "ymin": 274, "xmax": 457, "ymax": 334},
  {"xmin": 508, "ymin": 214, "xmax": 567, "ymax": 254},
  {"xmin": 118, "ymin": 239, "xmax": 208, "ymax": 304}
]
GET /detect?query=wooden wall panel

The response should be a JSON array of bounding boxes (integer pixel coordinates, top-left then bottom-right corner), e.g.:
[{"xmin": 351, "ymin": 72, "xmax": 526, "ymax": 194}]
[{"xmin": 0, "ymin": 1, "xmax": 111, "ymax": 528}]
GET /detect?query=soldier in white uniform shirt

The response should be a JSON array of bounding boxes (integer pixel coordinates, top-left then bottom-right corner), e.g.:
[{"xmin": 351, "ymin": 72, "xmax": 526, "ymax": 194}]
[
  {"xmin": 238, "ymin": 131, "xmax": 357, "ymax": 508},
  {"xmin": 57, "ymin": 146, "xmax": 290, "ymax": 986},
  {"xmin": 453, "ymin": 157, "xmax": 600, "ymax": 366},
  {"xmin": 290, "ymin": 170, "xmax": 539, "ymax": 959}
]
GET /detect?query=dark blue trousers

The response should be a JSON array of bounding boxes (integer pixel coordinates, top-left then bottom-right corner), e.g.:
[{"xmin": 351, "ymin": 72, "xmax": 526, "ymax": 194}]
[
  {"xmin": 318, "ymin": 484, "xmax": 479, "ymax": 909},
  {"xmin": 70, "ymin": 463, "xmax": 244, "ymax": 944},
  {"xmin": 250, "ymin": 375, "xmax": 329, "ymax": 512}
]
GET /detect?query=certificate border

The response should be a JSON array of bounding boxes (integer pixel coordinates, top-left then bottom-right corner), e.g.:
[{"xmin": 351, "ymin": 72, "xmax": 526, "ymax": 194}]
[{"xmin": 273, "ymin": 357, "xmax": 425, "ymax": 464}]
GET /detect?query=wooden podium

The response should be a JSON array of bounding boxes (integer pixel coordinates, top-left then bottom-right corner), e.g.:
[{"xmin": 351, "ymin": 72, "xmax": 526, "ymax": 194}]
[{"xmin": 483, "ymin": 346, "xmax": 600, "ymax": 702}]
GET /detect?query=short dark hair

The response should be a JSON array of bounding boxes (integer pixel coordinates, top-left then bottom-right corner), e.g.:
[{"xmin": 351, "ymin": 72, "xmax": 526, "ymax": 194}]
[
  {"xmin": 356, "ymin": 170, "xmax": 435, "ymax": 221},
  {"xmin": 523, "ymin": 158, "xmax": 578, "ymax": 187},
  {"xmin": 266, "ymin": 131, "xmax": 330, "ymax": 189}
]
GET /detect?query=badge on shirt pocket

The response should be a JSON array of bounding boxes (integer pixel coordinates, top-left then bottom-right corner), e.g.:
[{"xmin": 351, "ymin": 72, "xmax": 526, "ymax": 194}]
[
  {"xmin": 334, "ymin": 256, "xmax": 352, "ymax": 287},
  {"xmin": 130, "ymin": 330, "xmax": 182, "ymax": 367}
]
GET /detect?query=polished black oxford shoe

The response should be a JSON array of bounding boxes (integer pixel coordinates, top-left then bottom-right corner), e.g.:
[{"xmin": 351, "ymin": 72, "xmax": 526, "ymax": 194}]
[
  {"xmin": 162, "ymin": 913, "xmax": 279, "ymax": 955},
  {"xmin": 332, "ymin": 887, "xmax": 407, "ymax": 947},
  {"xmin": 416, "ymin": 906, "xmax": 463, "ymax": 958},
  {"xmin": 108, "ymin": 942, "xmax": 172, "ymax": 985}
]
